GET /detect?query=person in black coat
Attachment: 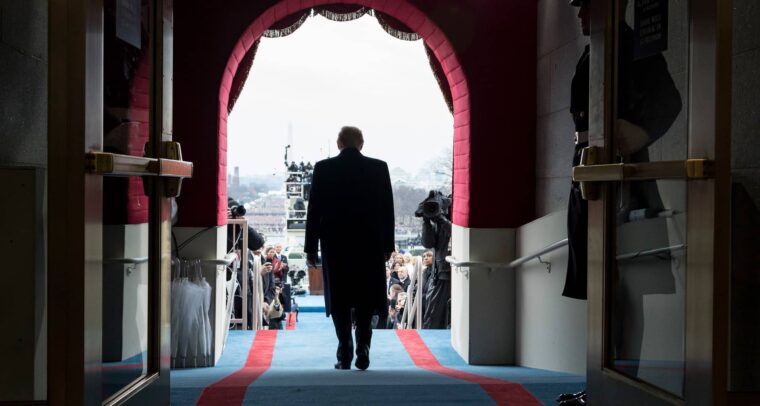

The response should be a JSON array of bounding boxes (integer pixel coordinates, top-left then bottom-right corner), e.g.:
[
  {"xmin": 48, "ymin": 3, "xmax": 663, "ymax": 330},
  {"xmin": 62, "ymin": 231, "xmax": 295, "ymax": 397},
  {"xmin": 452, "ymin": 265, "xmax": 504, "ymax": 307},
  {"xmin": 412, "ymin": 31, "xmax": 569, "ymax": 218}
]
[
  {"xmin": 563, "ymin": 0, "xmax": 681, "ymax": 301},
  {"xmin": 305, "ymin": 126, "xmax": 395, "ymax": 371}
]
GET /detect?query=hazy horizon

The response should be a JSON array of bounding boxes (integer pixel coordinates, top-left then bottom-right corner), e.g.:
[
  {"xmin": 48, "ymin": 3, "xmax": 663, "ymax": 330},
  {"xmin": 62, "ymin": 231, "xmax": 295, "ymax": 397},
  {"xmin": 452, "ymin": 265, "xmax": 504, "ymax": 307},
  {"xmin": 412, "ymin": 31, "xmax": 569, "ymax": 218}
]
[{"xmin": 227, "ymin": 14, "xmax": 454, "ymax": 177}]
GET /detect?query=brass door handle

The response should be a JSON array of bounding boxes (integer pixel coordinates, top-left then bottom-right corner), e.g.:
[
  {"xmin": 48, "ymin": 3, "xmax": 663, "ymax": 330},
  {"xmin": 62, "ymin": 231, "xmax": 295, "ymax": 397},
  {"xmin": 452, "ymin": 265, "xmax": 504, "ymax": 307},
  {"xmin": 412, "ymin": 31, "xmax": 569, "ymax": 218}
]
[
  {"xmin": 85, "ymin": 141, "xmax": 192, "ymax": 197},
  {"xmin": 572, "ymin": 160, "xmax": 712, "ymax": 182},
  {"xmin": 571, "ymin": 146, "xmax": 714, "ymax": 200}
]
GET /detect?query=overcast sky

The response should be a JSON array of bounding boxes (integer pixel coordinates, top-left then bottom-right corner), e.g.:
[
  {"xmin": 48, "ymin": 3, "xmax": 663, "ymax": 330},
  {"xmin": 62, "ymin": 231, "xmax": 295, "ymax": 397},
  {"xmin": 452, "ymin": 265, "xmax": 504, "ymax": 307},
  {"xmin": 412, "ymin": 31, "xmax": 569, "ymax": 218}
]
[{"xmin": 227, "ymin": 14, "xmax": 454, "ymax": 177}]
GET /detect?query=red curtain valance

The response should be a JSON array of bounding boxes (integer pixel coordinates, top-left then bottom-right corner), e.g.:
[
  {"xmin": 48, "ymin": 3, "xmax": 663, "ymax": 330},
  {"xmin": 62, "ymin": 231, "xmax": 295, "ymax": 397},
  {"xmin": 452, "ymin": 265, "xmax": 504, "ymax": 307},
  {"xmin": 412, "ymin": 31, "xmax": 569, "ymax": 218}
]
[
  {"xmin": 263, "ymin": 10, "xmax": 312, "ymax": 38},
  {"xmin": 374, "ymin": 10, "xmax": 421, "ymax": 41},
  {"xmin": 425, "ymin": 44, "xmax": 454, "ymax": 114},
  {"xmin": 314, "ymin": 4, "xmax": 371, "ymax": 21},
  {"xmin": 228, "ymin": 39, "xmax": 260, "ymax": 113}
]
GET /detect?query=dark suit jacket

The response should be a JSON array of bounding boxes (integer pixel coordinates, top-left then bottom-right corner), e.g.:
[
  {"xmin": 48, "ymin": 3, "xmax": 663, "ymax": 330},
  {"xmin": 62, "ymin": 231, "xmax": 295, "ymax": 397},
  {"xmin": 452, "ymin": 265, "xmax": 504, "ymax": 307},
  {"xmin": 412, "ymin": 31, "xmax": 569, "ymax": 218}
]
[{"xmin": 305, "ymin": 147, "xmax": 395, "ymax": 316}]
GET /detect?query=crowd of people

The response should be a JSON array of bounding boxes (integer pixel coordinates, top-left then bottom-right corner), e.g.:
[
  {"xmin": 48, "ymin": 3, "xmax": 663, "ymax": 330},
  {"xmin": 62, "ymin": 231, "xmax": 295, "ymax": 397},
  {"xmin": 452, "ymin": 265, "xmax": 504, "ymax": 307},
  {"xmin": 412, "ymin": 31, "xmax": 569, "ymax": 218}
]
[
  {"xmin": 254, "ymin": 244, "xmax": 292, "ymax": 330},
  {"xmin": 229, "ymin": 203, "xmax": 450, "ymax": 332},
  {"xmin": 376, "ymin": 250, "xmax": 438, "ymax": 329}
]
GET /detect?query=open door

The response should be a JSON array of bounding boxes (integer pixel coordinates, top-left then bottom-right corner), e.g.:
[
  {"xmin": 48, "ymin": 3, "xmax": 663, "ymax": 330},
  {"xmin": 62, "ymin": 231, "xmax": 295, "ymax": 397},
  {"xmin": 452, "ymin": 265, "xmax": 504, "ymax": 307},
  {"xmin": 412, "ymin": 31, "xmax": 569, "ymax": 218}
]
[
  {"xmin": 581, "ymin": 0, "xmax": 731, "ymax": 404},
  {"xmin": 49, "ymin": 0, "xmax": 186, "ymax": 404}
]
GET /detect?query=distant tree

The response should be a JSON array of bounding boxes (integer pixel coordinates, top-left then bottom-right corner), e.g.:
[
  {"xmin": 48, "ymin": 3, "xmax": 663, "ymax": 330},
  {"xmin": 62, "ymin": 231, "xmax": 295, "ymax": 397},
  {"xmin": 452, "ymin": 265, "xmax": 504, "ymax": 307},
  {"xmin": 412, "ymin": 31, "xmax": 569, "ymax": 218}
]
[
  {"xmin": 432, "ymin": 147, "xmax": 453, "ymax": 184},
  {"xmin": 392, "ymin": 184, "xmax": 427, "ymax": 221}
]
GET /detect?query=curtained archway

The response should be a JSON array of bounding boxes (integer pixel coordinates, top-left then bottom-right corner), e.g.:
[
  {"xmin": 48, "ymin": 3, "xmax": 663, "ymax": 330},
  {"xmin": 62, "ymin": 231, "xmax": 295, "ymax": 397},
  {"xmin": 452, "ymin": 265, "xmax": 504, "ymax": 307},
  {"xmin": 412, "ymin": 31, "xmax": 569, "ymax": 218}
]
[{"xmin": 216, "ymin": 0, "xmax": 471, "ymax": 226}]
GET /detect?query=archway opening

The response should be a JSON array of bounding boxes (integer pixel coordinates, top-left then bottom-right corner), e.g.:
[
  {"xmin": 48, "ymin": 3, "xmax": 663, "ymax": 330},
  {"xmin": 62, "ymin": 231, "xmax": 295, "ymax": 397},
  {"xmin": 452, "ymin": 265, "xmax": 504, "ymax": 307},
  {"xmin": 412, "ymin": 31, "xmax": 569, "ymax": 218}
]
[
  {"xmin": 226, "ymin": 11, "xmax": 454, "ymax": 252},
  {"xmin": 217, "ymin": 0, "xmax": 471, "ymax": 228}
]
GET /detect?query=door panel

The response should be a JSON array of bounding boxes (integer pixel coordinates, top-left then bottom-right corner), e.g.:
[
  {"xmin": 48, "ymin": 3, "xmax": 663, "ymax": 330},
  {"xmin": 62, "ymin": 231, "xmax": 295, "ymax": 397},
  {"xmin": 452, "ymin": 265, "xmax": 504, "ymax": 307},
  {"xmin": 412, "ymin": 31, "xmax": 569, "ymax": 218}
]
[
  {"xmin": 585, "ymin": 0, "xmax": 731, "ymax": 404},
  {"xmin": 606, "ymin": 3, "xmax": 689, "ymax": 393},
  {"xmin": 49, "ymin": 0, "xmax": 176, "ymax": 404},
  {"xmin": 101, "ymin": 176, "xmax": 151, "ymax": 402},
  {"xmin": 610, "ymin": 179, "xmax": 687, "ymax": 397}
]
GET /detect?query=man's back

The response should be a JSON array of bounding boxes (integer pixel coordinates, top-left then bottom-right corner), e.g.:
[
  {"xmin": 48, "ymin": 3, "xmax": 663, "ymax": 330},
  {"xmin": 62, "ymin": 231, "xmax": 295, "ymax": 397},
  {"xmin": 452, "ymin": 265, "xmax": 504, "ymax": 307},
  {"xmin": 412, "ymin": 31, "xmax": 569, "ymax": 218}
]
[
  {"xmin": 305, "ymin": 148, "xmax": 394, "ymax": 266},
  {"xmin": 304, "ymin": 127, "xmax": 394, "ymax": 371}
]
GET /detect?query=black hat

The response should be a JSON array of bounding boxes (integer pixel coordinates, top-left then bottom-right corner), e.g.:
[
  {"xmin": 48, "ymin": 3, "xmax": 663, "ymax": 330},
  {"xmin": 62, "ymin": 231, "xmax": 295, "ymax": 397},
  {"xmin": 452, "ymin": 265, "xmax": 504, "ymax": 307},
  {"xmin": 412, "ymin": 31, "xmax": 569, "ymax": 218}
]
[{"xmin": 569, "ymin": 0, "xmax": 584, "ymax": 6}]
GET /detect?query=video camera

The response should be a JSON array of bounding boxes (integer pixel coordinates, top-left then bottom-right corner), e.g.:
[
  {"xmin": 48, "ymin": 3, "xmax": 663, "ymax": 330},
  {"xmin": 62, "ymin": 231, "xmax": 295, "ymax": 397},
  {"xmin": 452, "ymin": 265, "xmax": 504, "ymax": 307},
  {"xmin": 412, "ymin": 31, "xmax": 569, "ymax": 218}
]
[
  {"xmin": 415, "ymin": 190, "xmax": 452, "ymax": 220},
  {"xmin": 227, "ymin": 197, "xmax": 246, "ymax": 217},
  {"xmin": 287, "ymin": 267, "xmax": 308, "ymax": 296},
  {"xmin": 226, "ymin": 197, "xmax": 265, "ymax": 253}
]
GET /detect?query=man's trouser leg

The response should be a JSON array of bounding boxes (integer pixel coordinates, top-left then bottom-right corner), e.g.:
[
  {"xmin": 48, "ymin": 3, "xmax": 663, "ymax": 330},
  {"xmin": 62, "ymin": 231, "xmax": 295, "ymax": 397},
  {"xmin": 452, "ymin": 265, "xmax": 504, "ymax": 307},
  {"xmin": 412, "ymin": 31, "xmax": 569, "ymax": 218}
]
[
  {"xmin": 354, "ymin": 305, "xmax": 373, "ymax": 363},
  {"xmin": 331, "ymin": 305, "xmax": 353, "ymax": 366}
]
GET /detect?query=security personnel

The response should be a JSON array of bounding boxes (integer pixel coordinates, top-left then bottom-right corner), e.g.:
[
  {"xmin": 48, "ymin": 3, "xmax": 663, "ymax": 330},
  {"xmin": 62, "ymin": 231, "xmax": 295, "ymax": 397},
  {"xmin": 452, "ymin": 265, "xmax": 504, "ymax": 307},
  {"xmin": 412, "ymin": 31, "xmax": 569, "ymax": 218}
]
[
  {"xmin": 563, "ymin": 0, "xmax": 591, "ymax": 302},
  {"xmin": 559, "ymin": 1, "xmax": 681, "ymax": 404},
  {"xmin": 562, "ymin": 0, "xmax": 682, "ymax": 302}
]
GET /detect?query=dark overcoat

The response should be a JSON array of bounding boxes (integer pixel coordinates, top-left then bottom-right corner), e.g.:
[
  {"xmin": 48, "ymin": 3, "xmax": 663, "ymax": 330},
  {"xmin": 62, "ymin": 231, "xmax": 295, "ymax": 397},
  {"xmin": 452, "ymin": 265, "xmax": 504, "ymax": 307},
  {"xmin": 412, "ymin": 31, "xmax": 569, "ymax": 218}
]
[{"xmin": 304, "ymin": 148, "xmax": 395, "ymax": 317}]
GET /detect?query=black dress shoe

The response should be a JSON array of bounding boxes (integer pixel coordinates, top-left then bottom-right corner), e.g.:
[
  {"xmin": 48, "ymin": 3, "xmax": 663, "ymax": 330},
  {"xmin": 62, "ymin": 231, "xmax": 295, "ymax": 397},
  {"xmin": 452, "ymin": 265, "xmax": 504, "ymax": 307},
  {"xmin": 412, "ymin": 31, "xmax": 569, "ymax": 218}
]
[
  {"xmin": 334, "ymin": 362, "xmax": 351, "ymax": 370},
  {"xmin": 556, "ymin": 390, "xmax": 585, "ymax": 403},
  {"xmin": 355, "ymin": 357, "xmax": 369, "ymax": 371},
  {"xmin": 559, "ymin": 393, "xmax": 586, "ymax": 406}
]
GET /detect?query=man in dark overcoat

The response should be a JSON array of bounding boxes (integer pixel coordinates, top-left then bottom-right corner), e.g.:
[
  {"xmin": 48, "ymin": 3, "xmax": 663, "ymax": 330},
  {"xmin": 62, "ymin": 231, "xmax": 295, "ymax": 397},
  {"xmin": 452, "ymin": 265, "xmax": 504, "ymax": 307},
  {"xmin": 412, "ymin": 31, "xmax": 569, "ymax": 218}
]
[{"xmin": 305, "ymin": 126, "xmax": 395, "ymax": 370}]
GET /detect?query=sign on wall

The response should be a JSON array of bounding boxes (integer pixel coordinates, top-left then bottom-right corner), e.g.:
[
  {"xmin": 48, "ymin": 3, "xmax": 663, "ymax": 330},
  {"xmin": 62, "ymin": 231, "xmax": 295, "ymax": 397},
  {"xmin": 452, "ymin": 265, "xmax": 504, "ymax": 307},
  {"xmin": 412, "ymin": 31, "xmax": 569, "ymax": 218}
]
[{"xmin": 634, "ymin": 0, "xmax": 668, "ymax": 60}]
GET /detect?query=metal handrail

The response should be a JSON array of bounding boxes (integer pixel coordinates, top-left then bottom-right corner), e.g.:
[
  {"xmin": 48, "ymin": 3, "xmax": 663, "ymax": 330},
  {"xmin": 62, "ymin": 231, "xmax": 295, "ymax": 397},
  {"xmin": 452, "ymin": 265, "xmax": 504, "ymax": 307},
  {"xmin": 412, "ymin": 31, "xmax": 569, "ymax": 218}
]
[
  {"xmin": 103, "ymin": 256, "xmax": 149, "ymax": 265},
  {"xmin": 228, "ymin": 218, "xmax": 249, "ymax": 330},
  {"xmin": 445, "ymin": 238, "xmax": 569, "ymax": 270},
  {"xmin": 400, "ymin": 256, "xmax": 424, "ymax": 329},
  {"xmin": 445, "ymin": 239, "xmax": 686, "ymax": 272},
  {"xmin": 616, "ymin": 243, "xmax": 686, "ymax": 261},
  {"xmin": 509, "ymin": 238, "xmax": 569, "ymax": 268},
  {"xmin": 200, "ymin": 253, "xmax": 238, "ymax": 267}
]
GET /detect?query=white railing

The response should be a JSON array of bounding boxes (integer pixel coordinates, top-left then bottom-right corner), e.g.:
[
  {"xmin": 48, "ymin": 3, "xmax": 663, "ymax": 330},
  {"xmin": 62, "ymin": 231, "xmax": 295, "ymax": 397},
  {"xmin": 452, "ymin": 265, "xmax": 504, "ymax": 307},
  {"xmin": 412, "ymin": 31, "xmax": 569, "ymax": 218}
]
[
  {"xmin": 399, "ymin": 256, "xmax": 425, "ymax": 329},
  {"xmin": 446, "ymin": 238, "xmax": 569, "ymax": 275},
  {"xmin": 446, "ymin": 238, "xmax": 687, "ymax": 275}
]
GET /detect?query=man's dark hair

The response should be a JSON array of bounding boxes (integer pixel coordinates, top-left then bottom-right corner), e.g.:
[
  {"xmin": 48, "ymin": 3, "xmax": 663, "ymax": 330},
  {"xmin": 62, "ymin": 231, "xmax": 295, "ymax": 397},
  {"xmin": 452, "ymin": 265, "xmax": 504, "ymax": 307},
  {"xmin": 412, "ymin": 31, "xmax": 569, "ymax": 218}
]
[{"xmin": 338, "ymin": 126, "xmax": 364, "ymax": 149}]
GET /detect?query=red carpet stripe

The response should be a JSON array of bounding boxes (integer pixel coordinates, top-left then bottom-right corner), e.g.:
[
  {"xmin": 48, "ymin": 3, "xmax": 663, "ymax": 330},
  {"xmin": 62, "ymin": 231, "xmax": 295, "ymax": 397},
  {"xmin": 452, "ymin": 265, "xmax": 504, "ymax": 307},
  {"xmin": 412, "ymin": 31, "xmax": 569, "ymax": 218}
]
[
  {"xmin": 196, "ymin": 330, "xmax": 278, "ymax": 406},
  {"xmin": 396, "ymin": 330, "xmax": 542, "ymax": 406},
  {"xmin": 286, "ymin": 312, "xmax": 297, "ymax": 330}
]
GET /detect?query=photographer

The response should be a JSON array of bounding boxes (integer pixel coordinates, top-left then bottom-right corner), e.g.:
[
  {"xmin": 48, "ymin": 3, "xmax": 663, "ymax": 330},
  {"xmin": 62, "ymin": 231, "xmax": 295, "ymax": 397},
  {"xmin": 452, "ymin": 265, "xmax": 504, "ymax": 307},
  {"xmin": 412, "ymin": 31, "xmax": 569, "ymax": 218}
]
[
  {"xmin": 227, "ymin": 198, "xmax": 265, "ymax": 253},
  {"xmin": 415, "ymin": 191, "xmax": 452, "ymax": 329},
  {"xmin": 386, "ymin": 284, "xmax": 406, "ymax": 329},
  {"xmin": 227, "ymin": 197, "xmax": 265, "ymax": 330},
  {"xmin": 262, "ymin": 247, "xmax": 292, "ymax": 330},
  {"xmin": 259, "ymin": 259, "xmax": 277, "ymax": 328}
]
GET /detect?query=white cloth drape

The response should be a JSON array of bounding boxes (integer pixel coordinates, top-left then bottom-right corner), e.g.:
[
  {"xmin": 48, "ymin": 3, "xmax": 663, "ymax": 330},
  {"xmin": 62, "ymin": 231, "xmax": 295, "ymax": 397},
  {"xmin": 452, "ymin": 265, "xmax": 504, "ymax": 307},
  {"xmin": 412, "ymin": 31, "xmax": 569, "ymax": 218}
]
[{"xmin": 171, "ymin": 259, "xmax": 213, "ymax": 368}]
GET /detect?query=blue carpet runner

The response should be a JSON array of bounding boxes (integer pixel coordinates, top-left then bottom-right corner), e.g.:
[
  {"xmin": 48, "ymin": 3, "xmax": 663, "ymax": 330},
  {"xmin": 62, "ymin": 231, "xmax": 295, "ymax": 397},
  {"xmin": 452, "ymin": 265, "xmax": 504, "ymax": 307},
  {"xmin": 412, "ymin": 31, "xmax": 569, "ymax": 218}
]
[{"xmin": 171, "ymin": 302, "xmax": 585, "ymax": 405}]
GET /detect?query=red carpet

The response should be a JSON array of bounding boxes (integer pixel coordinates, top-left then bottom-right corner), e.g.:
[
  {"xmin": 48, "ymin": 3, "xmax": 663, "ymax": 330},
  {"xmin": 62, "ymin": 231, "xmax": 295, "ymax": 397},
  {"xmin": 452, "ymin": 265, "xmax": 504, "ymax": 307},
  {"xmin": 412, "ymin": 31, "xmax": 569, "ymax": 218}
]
[
  {"xmin": 396, "ymin": 330, "xmax": 543, "ymax": 406},
  {"xmin": 195, "ymin": 330, "xmax": 278, "ymax": 406}
]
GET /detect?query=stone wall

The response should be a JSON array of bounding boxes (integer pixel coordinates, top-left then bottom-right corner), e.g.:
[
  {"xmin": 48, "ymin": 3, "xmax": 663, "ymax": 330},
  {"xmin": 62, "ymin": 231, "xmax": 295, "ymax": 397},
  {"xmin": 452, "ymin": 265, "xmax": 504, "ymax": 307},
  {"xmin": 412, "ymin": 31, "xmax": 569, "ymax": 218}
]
[{"xmin": 0, "ymin": 0, "xmax": 47, "ymax": 167}]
